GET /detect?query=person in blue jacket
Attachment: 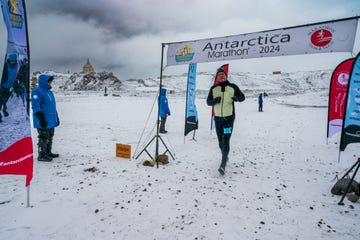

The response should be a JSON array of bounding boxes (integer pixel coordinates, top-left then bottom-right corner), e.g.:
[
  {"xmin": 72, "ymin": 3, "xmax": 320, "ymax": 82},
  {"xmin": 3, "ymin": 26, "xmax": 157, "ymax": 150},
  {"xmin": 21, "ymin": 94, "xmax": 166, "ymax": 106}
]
[
  {"xmin": 258, "ymin": 93, "xmax": 263, "ymax": 112},
  {"xmin": 31, "ymin": 74, "xmax": 60, "ymax": 161},
  {"xmin": 158, "ymin": 87, "xmax": 171, "ymax": 133},
  {"xmin": 0, "ymin": 52, "xmax": 20, "ymax": 122}
]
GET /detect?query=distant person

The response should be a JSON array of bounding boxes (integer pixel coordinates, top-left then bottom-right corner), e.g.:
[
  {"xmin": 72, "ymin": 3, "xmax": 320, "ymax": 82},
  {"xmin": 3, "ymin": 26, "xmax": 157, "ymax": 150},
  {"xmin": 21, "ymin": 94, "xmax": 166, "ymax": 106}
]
[
  {"xmin": 31, "ymin": 74, "xmax": 60, "ymax": 161},
  {"xmin": 258, "ymin": 93, "xmax": 263, "ymax": 112},
  {"xmin": 14, "ymin": 57, "xmax": 29, "ymax": 106},
  {"xmin": 158, "ymin": 87, "xmax": 171, "ymax": 134},
  {"xmin": 207, "ymin": 67, "xmax": 245, "ymax": 175},
  {"xmin": 0, "ymin": 53, "xmax": 20, "ymax": 123},
  {"xmin": 104, "ymin": 86, "xmax": 108, "ymax": 96}
]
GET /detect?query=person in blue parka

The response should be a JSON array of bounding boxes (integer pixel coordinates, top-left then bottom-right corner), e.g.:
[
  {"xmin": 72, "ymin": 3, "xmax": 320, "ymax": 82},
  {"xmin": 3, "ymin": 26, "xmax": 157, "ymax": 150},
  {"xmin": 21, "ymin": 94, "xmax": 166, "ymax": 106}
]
[
  {"xmin": 258, "ymin": 93, "xmax": 263, "ymax": 112},
  {"xmin": 0, "ymin": 52, "xmax": 20, "ymax": 122},
  {"xmin": 158, "ymin": 88, "xmax": 171, "ymax": 133},
  {"xmin": 31, "ymin": 74, "xmax": 60, "ymax": 161}
]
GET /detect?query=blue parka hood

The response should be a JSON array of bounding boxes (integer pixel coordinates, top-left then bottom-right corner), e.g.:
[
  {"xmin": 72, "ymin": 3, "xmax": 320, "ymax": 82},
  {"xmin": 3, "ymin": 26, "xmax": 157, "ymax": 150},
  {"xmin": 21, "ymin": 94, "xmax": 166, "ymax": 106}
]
[
  {"xmin": 160, "ymin": 88, "xmax": 167, "ymax": 96},
  {"xmin": 7, "ymin": 52, "xmax": 18, "ymax": 62},
  {"xmin": 38, "ymin": 74, "xmax": 54, "ymax": 89}
]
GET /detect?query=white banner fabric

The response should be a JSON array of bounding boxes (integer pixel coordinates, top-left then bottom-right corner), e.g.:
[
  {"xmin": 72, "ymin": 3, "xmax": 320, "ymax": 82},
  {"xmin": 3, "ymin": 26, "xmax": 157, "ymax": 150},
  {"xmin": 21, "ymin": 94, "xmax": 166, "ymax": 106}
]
[{"xmin": 166, "ymin": 18, "xmax": 358, "ymax": 66}]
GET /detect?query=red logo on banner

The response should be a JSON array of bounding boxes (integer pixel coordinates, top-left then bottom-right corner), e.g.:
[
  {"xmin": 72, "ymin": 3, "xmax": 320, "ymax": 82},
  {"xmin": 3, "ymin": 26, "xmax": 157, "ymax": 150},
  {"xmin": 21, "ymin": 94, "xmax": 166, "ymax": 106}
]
[
  {"xmin": 310, "ymin": 29, "xmax": 332, "ymax": 47},
  {"xmin": 337, "ymin": 72, "xmax": 349, "ymax": 85}
]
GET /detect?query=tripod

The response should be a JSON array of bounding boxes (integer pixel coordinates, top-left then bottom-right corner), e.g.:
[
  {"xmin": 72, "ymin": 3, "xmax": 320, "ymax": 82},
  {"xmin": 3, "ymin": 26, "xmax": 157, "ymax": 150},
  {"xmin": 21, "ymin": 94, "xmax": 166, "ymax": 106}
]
[
  {"xmin": 338, "ymin": 157, "xmax": 360, "ymax": 205},
  {"xmin": 134, "ymin": 129, "xmax": 175, "ymax": 167},
  {"xmin": 135, "ymin": 44, "xmax": 174, "ymax": 167}
]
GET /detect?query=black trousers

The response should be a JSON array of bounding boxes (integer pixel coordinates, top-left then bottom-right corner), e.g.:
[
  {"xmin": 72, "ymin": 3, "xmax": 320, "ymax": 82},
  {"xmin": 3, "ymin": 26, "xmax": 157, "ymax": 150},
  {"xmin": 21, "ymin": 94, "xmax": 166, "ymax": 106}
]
[
  {"xmin": 160, "ymin": 116, "xmax": 167, "ymax": 132},
  {"xmin": 214, "ymin": 115, "xmax": 235, "ymax": 168},
  {"xmin": 37, "ymin": 128, "xmax": 55, "ymax": 156},
  {"xmin": 0, "ymin": 87, "xmax": 11, "ymax": 121}
]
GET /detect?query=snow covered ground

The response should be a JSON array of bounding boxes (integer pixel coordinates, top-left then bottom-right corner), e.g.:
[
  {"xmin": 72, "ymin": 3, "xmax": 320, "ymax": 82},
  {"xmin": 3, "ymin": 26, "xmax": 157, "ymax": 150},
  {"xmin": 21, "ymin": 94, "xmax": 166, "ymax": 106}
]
[{"xmin": 1, "ymin": 74, "xmax": 360, "ymax": 239}]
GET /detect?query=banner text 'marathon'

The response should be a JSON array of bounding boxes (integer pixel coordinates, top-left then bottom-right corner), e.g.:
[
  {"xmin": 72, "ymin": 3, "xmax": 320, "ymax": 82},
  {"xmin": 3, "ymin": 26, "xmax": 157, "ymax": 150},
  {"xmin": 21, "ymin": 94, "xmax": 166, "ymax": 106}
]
[{"xmin": 203, "ymin": 34, "xmax": 290, "ymax": 59}]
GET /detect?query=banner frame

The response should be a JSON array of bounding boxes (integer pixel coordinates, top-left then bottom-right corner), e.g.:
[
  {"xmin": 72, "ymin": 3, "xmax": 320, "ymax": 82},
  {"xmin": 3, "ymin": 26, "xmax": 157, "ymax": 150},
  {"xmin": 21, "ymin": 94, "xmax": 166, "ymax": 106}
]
[{"xmin": 163, "ymin": 16, "xmax": 360, "ymax": 46}]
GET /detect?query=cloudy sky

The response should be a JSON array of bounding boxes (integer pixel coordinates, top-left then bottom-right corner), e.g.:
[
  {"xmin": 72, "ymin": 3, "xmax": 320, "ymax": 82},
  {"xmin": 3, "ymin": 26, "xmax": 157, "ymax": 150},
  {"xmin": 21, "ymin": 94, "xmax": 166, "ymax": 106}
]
[{"xmin": 0, "ymin": 0, "xmax": 359, "ymax": 79}]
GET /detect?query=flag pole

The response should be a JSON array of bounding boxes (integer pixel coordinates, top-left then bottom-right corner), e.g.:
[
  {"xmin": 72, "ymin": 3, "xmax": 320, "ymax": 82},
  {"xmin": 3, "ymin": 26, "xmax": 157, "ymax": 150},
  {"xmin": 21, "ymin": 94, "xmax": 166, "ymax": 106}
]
[
  {"xmin": 136, "ymin": 43, "xmax": 174, "ymax": 164},
  {"xmin": 184, "ymin": 64, "xmax": 191, "ymax": 142},
  {"xmin": 26, "ymin": 185, "xmax": 30, "ymax": 207},
  {"xmin": 23, "ymin": 0, "xmax": 32, "ymax": 208},
  {"xmin": 155, "ymin": 44, "xmax": 165, "ymax": 168}
]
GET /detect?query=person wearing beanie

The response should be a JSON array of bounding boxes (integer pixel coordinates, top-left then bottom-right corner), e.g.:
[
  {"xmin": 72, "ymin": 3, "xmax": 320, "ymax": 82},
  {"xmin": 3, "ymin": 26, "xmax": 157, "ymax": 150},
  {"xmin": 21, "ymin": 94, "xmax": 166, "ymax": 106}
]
[
  {"xmin": 207, "ymin": 66, "xmax": 245, "ymax": 175},
  {"xmin": 216, "ymin": 67, "xmax": 227, "ymax": 76},
  {"xmin": 31, "ymin": 74, "xmax": 60, "ymax": 161}
]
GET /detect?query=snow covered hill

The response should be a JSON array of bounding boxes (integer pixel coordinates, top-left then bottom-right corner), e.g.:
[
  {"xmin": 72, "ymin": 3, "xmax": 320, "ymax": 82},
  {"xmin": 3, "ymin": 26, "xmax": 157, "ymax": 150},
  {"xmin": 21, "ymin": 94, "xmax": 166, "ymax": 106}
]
[{"xmin": 32, "ymin": 69, "xmax": 332, "ymax": 97}]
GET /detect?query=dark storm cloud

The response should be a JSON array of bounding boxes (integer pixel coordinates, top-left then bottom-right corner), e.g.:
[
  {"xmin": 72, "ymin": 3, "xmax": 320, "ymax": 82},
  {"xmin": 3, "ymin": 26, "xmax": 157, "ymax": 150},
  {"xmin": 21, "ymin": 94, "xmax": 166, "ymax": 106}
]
[
  {"xmin": 27, "ymin": 1, "xmax": 137, "ymax": 38},
  {"xmin": 26, "ymin": 0, "xmax": 197, "ymax": 39}
]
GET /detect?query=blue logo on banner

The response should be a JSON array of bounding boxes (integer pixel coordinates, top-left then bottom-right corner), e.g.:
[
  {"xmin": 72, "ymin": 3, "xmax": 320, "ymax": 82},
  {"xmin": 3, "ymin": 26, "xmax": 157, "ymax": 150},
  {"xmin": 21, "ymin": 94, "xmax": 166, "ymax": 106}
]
[{"xmin": 176, "ymin": 45, "xmax": 194, "ymax": 62}]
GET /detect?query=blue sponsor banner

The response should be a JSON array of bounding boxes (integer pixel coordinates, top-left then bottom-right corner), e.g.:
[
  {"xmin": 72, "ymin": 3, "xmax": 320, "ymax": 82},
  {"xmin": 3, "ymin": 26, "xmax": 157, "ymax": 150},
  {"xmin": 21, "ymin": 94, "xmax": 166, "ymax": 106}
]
[
  {"xmin": 340, "ymin": 52, "xmax": 360, "ymax": 151},
  {"xmin": 184, "ymin": 63, "xmax": 198, "ymax": 136}
]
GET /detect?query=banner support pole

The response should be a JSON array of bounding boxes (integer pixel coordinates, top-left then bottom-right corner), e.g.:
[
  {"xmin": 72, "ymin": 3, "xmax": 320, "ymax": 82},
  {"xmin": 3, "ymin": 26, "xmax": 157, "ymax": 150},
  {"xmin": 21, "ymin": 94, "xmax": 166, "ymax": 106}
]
[
  {"xmin": 192, "ymin": 129, "xmax": 196, "ymax": 140},
  {"xmin": 184, "ymin": 64, "xmax": 190, "ymax": 140},
  {"xmin": 136, "ymin": 43, "xmax": 174, "ymax": 166},
  {"xmin": 155, "ymin": 44, "xmax": 165, "ymax": 168},
  {"xmin": 136, "ymin": 43, "xmax": 175, "ymax": 166}
]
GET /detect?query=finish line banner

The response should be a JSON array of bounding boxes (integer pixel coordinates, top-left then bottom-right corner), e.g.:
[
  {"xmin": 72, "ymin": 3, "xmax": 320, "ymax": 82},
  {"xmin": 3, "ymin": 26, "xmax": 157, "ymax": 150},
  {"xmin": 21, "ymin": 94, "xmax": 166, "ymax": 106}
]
[{"xmin": 166, "ymin": 18, "xmax": 357, "ymax": 66}]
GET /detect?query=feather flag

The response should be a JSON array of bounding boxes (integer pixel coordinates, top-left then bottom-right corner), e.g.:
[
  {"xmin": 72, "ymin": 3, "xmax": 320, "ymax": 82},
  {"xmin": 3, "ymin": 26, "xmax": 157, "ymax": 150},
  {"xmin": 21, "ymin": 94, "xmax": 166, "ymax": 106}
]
[
  {"xmin": 0, "ymin": 0, "xmax": 33, "ymax": 186},
  {"xmin": 340, "ymin": 52, "xmax": 360, "ymax": 152},
  {"xmin": 184, "ymin": 63, "xmax": 198, "ymax": 136},
  {"xmin": 327, "ymin": 58, "xmax": 355, "ymax": 138}
]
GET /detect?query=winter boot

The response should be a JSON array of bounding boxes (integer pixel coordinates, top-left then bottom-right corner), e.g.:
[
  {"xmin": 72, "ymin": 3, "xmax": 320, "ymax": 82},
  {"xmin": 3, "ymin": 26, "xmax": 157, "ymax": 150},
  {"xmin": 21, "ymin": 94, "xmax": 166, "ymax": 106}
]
[
  {"xmin": 38, "ymin": 145, "xmax": 52, "ymax": 162},
  {"xmin": 47, "ymin": 141, "xmax": 59, "ymax": 158},
  {"xmin": 48, "ymin": 152, "xmax": 59, "ymax": 158},
  {"xmin": 218, "ymin": 156, "xmax": 229, "ymax": 175},
  {"xmin": 38, "ymin": 154, "xmax": 52, "ymax": 162},
  {"xmin": 38, "ymin": 132, "xmax": 52, "ymax": 161},
  {"xmin": 218, "ymin": 166, "xmax": 225, "ymax": 175}
]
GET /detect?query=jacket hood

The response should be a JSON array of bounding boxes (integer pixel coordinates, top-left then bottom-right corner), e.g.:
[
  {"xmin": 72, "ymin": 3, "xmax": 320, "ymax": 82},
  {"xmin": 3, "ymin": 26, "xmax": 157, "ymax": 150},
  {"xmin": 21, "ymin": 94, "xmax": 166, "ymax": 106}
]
[
  {"xmin": 7, "ymin": 53, "xmax": 18, "ymax": 67},
  {"xmin": 160, "ymin": 88, "xmax": 167, "ymax": 96},
  {"xmin": 38, "ymin": 74, "xmax": 54, "ymax": 89},
  {"xmin": 7, "ymin": 53, "xmax": 17, "ymax": 62}
]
